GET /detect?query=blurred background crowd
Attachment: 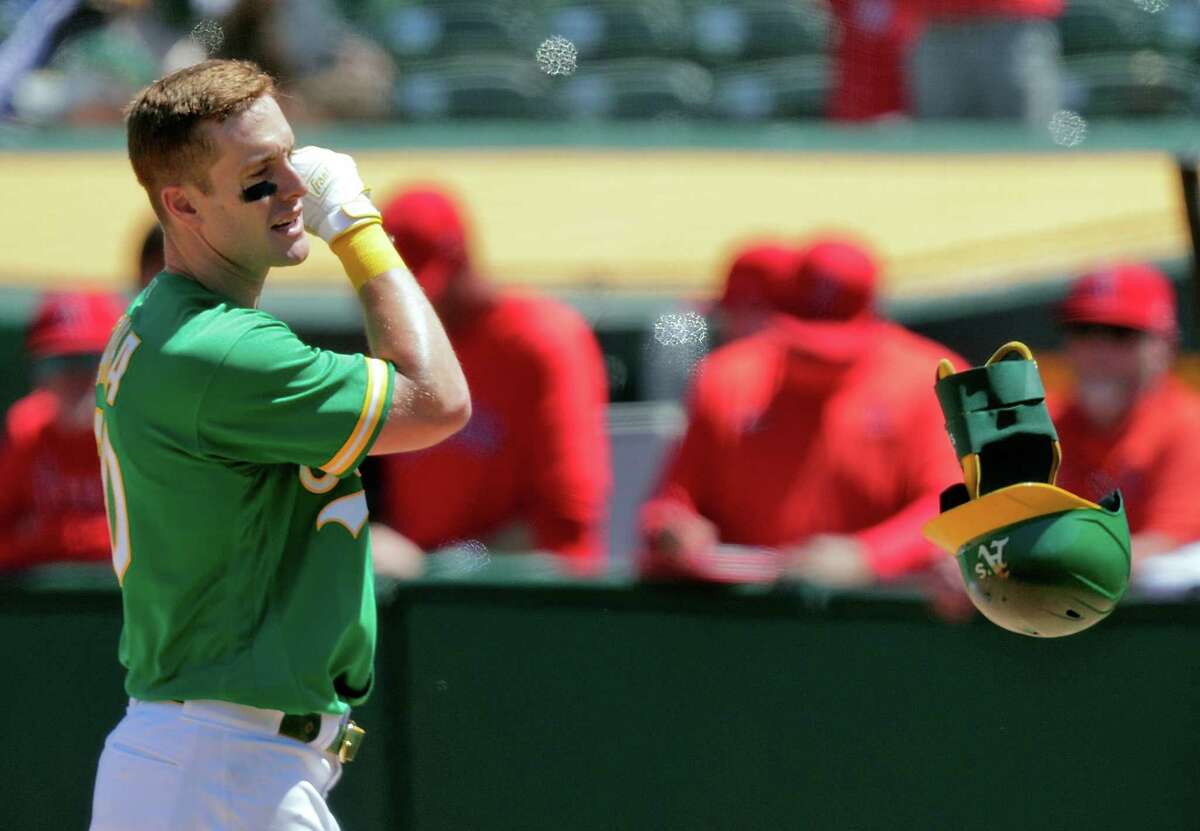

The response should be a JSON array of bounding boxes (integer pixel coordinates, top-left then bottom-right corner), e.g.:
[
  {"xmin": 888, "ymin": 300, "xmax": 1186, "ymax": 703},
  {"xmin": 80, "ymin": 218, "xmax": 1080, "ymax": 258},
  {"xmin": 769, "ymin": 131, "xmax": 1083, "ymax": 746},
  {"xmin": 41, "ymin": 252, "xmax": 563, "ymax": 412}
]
[
  {"xmin": 5, "ymin": 0, "xmax": 1200, "ymax": 125},
  {"xmin": 4, "ymin": 0, "xmax": 1200, "ymax": 616}
]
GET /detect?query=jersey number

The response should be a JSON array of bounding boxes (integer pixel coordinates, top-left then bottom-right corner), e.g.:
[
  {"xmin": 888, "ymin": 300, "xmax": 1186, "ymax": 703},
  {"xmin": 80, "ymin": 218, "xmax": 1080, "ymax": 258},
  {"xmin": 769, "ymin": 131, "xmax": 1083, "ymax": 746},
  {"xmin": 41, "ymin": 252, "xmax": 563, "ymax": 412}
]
[
  {"xmin": 96, "ymin": 322, "xmax": 141, "ymax": 583},
  {"xmin": 95, "ymin": 415, "xmax": 131, "ymax": 582}
]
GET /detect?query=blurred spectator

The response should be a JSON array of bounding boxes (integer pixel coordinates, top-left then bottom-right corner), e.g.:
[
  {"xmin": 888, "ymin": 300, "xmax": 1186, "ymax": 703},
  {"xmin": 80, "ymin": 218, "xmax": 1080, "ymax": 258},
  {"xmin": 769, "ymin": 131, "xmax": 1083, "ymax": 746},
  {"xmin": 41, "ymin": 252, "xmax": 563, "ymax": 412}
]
[
  {"xmin": 0, "ymin": 290, "xmax": 124, "ymax": 571},
  {"xmin": 827, "ymin": 0, "xmax": 924, "ymax": 121},
  {"xmin": 642, "ymin": 241, "xmax": 798, "ymax": 401},
  {"xmin": 371, "ymin": 186, "xmax": 611, "ymax": 577},
  {"xmin": 136, "ymin": 221, "xmax": 163, "ymax": 290},
  {"xmin": 639, "ymin": 236, "xmax": 964, "ymax": 587},
  {"xmin": 1, "ymin": 0, "xmax": 106, "ymax": 116},
  {"xmin": 216, "ymin": 0, "xmax": 395, "ymax": 120},
  {"xmin": 910, "ymin": 0, "xmax": 1062, "ymax": 124},
  {"xmin": 3, "ymin": 0, "xmax": 174, "ymax": 124},
  {"xmin": 1051, "ymin": 263, "xmax": 1200, "ymax": 566}
]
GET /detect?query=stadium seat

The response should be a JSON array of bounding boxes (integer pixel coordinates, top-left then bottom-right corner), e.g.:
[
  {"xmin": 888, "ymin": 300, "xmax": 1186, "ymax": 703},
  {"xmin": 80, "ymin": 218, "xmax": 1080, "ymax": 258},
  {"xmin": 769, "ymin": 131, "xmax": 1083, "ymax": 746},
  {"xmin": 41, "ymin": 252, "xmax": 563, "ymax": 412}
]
[
  {"xmin": 1157, "ymin": 1, "xmax": 1200, "ymax": 58},
  {"xmin": 691, "ymin": 0, "xmax": 830, "ymax": 64},
  {"xmin": 393, "ymin": 55, "xmax": 552, "ymax": 119},
  {"xmin": 554, "ymin": 58, "xmax": 715, "ymax": 119},
  {"xmin": 377, "ymin": 1, "xmax": 536, "ymax": 59},
  {"xmin": 548, "ymin": 0, "xmax": 690, "ymax": 59},
  {"xmin": 1061, "ymin": 51, "xmax": 1200, "ymax": 118},
  {"xmin": 374, "ymin": 4, "xmax": 439, "ymax": 58},
  {"xmin": 710, "ymin": 56, "xmax": 829, "ymax": 120},
  {"xmin": 1057, "ymin": 0, "xmax": 1160, "ymax": 55}
]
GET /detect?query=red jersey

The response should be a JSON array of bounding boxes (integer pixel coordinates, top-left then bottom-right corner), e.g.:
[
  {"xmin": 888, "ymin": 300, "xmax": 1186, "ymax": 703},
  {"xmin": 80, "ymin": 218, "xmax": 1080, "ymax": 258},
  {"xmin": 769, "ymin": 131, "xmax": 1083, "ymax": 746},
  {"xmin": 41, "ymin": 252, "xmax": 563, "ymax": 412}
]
[
  {"xmin": 0, "ymin": 391, "xmax": 111, "ymax": 570},
  {"xmin": 827, "ymin": 0, "xmax": 924, "ymax": 121},
  {"xmin": 378, "ymin": 293, "xmax": 611, "ymax": 572},
  {"xmin": 1052, "ymin": 377, "xmax": 1200, "ymax": 544},
  {"xmin": 5, "ymin": 388, "xmax": 56, "ymax": 443},
  {"xmin": 919, "ymin": 0, "xmax": 1062, "ymax": 19},
  {"xmin": 642, "ymin": 321, "xmax": 963, "ymax": 579}
]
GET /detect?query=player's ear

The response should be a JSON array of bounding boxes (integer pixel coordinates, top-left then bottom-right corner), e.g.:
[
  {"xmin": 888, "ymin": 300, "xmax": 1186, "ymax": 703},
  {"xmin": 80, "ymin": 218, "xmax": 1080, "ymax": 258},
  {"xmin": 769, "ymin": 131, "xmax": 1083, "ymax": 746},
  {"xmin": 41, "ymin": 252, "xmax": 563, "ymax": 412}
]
[{"xmin": 161, "ymin": 185, "xmax": 202, "ymax": 230}]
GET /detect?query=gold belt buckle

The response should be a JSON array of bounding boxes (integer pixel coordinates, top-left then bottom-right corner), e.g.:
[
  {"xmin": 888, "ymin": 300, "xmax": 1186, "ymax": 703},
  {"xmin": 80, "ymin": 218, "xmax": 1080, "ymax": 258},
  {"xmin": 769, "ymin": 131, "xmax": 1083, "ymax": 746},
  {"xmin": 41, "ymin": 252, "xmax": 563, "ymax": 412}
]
[{"xmin": 334, "ymin": 720, "xmax": 365, "ymax": 763}]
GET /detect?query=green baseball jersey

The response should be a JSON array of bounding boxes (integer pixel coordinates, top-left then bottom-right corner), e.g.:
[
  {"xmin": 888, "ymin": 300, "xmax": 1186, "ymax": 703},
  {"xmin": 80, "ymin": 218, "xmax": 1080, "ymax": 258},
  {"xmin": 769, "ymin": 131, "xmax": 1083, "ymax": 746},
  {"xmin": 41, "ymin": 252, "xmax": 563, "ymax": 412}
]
[{"xmin": 94, "ymin": 272, "xmax": 395, "ymax": 715}]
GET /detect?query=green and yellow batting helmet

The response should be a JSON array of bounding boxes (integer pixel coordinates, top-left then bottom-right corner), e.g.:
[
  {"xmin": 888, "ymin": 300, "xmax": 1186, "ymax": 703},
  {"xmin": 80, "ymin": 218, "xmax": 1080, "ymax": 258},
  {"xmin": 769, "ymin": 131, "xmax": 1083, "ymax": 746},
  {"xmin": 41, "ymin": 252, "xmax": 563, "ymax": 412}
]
[{"xmin": 924, "ymin": 342, "xmax": 1132, "ymax": 638}]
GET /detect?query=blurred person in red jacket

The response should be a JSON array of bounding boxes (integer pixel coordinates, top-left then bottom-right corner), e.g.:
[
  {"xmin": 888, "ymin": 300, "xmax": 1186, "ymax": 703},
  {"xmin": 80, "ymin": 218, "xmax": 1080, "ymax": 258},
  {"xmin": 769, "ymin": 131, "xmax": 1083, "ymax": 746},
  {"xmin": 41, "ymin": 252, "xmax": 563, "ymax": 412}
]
[
  {"xmin": 713, "ymin": 242, "xmax": 800, "ymax": 344},
  {"xmin": 643, "ymin": 241, "xmax": 799, "ymax": 401},
  {"xmin": 370, "ymin": 186, "xmax": 612, "ymax": 577},
  {"xmin": 910, "ymin": 0, "xmax": 1062, "ymax": 124},
  {"xmin": 0, "ymin": 291, "xmax": 125, "ymax": 571},
  {"xmin": 1051, "ymin": 263, "xmax": 1200, "ymax": 566},
  {"xmin": 639, "ymin": 236, "xmax": 964, "ymax": 587},
  {"xmin": 827, "ymin": 0, "xmax": 925, "ymax": 121}
]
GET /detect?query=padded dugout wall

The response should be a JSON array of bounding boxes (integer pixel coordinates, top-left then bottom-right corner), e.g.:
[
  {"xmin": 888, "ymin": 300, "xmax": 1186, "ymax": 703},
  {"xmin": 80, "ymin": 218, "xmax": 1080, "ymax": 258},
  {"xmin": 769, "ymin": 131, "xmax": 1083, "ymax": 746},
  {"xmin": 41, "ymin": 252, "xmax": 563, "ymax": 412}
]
[{"xmin": 4, "ymin": 570, "xmax": 1199, "ymax": 831}]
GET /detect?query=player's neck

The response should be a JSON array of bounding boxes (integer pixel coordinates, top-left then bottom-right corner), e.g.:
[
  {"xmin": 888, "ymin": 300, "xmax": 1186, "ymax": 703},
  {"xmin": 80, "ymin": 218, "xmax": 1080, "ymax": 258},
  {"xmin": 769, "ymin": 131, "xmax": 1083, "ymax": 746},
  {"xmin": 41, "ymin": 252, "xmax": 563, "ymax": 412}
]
[{"xmin": 163, "ymin": 233, "xmax": 267, "ymax": 308}]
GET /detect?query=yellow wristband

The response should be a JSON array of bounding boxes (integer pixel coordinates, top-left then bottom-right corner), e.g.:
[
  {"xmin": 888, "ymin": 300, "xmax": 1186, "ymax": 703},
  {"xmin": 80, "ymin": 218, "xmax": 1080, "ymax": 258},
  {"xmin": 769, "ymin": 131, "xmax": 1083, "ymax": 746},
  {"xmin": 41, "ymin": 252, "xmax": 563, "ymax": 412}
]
[{"xmin": 330, "ymin": 221, "xmax": 405, "ymax": 290}]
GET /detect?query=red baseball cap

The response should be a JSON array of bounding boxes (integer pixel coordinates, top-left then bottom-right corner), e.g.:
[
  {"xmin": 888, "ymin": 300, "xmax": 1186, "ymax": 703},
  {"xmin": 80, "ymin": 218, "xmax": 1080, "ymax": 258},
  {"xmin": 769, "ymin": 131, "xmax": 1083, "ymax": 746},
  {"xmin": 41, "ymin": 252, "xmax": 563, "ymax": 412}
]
[
  {"xmin": 716, "ymin": 242, "xmax": 799, "ymax": 311},
  {"xmin": 26, "ymin": 291, "xmax": 125, "ymax": 359},
  {"xmin": 1061, "ymin": 262, "xmax": 1178, "ymax": 338},
  {"xmin": 771, "ymin": 236, "xmax": 882, "ymax": 362},
  {"xmin": 380, "ymin": 186, "xmax": 469, "ymax": 303}
]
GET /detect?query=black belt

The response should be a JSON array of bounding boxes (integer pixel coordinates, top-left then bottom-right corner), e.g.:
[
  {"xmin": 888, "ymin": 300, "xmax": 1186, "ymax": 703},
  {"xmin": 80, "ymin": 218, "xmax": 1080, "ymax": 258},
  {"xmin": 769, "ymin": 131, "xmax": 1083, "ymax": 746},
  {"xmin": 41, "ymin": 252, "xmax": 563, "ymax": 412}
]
[{"xmin": 278, "ymin": 712, "xmax": 323, "ymax": 743}]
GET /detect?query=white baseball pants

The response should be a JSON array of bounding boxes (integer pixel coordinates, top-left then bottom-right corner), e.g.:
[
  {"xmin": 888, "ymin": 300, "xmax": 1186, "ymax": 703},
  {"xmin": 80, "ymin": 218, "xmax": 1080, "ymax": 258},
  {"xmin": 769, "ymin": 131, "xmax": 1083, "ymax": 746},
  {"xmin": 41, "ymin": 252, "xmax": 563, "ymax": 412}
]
[{"xmin": 90, "ymin": 698, "xmax": 345, "ymax": 830}]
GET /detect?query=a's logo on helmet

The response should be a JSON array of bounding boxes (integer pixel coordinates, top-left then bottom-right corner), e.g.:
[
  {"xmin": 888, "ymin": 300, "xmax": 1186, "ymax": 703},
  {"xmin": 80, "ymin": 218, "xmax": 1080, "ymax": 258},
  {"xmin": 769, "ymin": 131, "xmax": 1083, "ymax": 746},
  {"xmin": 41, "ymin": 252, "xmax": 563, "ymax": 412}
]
[{"xmin": 973, "ymin": 536, "xmax": 1010, "ymax": 580}]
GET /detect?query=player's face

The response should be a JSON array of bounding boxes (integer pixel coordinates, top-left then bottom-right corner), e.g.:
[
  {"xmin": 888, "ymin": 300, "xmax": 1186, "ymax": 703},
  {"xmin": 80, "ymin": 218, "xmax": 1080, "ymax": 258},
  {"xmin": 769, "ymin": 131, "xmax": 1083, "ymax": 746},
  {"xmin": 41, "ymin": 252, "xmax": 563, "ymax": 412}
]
[
  {"xmin": 190, "ymin": 95, "xmax": 308, "ymax": 272},
  {"xmin": 1064, "ymin": 325, "xmax": 1171, "ymax": 424}
]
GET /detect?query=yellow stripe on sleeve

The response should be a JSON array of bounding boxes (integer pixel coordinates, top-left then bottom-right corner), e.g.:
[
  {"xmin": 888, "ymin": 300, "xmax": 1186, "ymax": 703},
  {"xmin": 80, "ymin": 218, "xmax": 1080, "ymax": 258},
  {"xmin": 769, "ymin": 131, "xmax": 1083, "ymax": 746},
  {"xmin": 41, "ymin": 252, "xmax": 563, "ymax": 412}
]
[{"xmin": 320, "ymin": 356, "xmax": 389, "ymax": 476}]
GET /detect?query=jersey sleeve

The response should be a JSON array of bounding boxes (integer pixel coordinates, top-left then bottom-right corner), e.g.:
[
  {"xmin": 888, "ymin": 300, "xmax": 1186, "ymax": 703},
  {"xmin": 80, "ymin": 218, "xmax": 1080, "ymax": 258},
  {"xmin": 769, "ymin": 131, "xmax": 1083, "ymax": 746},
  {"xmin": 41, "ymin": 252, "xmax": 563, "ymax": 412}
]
[
  {"xmin": 196, "ymin": 319, "xmax": 395, "ymax": 476},
  {"xmin": 639, "ymin": 367, "xmax": 722, "ymax": 545}
]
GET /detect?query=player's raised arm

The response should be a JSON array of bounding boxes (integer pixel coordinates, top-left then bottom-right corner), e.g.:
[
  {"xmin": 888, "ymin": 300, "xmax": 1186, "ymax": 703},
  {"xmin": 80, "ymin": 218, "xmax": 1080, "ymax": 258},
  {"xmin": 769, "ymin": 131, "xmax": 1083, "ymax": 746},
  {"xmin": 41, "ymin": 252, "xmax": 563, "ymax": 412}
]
[{"xmin": 292, "ymin": 146, "xmax": 470, "ymax": 453}]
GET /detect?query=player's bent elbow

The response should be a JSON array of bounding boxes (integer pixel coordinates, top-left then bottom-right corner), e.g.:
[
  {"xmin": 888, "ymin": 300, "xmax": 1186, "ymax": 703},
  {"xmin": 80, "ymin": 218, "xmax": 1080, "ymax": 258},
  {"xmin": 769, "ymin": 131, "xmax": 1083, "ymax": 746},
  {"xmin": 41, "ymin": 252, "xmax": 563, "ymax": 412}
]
[
  {"xmin": 419, "ymin": 365, "xmax": 472, "ymax": 437},
  {"xmin": 435, "ymin": 390, "xmax": 472, "ymax": 437},
  {"xmin": 370, "ymin": 392, "xmax": 471, "ymax": 456}
]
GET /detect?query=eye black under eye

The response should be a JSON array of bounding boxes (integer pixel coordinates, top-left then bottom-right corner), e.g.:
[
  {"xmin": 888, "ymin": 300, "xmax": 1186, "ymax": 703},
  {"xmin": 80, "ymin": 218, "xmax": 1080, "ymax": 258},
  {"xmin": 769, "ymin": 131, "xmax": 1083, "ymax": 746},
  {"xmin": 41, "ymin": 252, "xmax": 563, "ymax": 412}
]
[{"xmin": 241, "ymin": 180, "xmax": 277, "ymax": 202}]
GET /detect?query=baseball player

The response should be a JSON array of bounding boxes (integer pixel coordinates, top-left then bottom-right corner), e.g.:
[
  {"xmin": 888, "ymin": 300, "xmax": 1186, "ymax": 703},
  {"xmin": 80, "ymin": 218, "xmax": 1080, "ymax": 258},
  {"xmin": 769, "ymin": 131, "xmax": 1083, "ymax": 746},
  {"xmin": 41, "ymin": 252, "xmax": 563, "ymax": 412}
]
[
  {"xmin": 639, "ymin": 237, "xmax": 966, "ymax": 585},
  {"xmin": 89, "ymin": 59, "xmax": 469, "ymax": 830},
  {"xmin": 1051, "ymin": 263, "xmax": 1200, "ymax": 563},
  {"xmin": 640, "ymin": 241, "xmax": 797, "ymax": 402}
]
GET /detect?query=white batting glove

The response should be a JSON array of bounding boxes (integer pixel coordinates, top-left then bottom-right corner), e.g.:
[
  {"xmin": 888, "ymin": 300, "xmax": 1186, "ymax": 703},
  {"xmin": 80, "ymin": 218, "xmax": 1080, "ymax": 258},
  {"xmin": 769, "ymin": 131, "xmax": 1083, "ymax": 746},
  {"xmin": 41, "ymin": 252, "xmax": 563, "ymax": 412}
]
[{"xmin": 291, "ymin": 145, "xmax": 382, "ymax": 245}]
